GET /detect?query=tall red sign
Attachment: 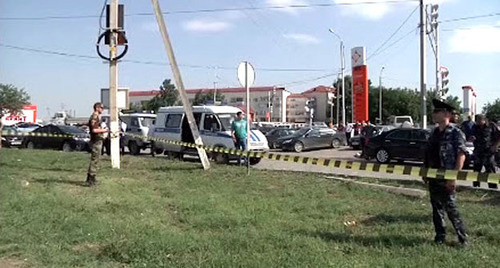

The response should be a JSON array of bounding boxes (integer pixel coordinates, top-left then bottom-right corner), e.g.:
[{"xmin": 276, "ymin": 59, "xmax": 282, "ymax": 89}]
[{"xmin": 352, "ymin": 65, "xmax": 368, "ymax": 122}]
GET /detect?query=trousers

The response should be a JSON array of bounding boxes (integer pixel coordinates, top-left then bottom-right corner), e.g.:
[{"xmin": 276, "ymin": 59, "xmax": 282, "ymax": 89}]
[
  {"xmin": 88, "ymin": 139, "xmax": 103, "ymax": 176},
  {"xmin": 429, "ymin": 181, "xmax": 468, "ymax": 243},
  {"xmin": 472, "ymin": 152, "xmax": 498, "ymax": 189}
]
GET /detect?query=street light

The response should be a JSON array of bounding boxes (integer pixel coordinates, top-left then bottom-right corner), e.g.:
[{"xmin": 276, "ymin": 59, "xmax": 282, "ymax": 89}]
[
  {"xmin": 328, "ymin": 28, "xmax": 345, "ymax": 125},
  {"xmin": 379, "ymin": 66, "xmax": 385, "ymax": 124}
]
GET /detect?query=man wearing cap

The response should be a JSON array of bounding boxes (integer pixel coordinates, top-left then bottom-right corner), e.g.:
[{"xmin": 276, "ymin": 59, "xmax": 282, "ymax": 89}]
[
  {"xmin": 84, "ymin": 102, "xmax": 109, "ymax": 186},
  {"xmin": 423, "ymin": 99, "xmax": 468, "ymax": 246},
  {"xmin": 231, "ymin": 111, "xmax": 247, "ymax": 165},
  {"xmin": 470, "ymin": 114, "xmax": 500, "ymax": 189}
]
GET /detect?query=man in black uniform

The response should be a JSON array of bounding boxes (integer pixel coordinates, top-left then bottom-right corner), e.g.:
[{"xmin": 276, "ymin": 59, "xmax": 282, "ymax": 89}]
[
  {"xmin": 423, "ymin": 99, "xmax": 468, "ymax": 246},
  {"xmin": 470, "ymin": 114, "xmax": 500, "ymax": 189}
]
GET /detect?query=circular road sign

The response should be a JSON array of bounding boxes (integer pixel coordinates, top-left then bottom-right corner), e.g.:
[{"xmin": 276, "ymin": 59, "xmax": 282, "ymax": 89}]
[{"xmin": 237, "ymin": 61, "xmax": 255, "ymax": 87}]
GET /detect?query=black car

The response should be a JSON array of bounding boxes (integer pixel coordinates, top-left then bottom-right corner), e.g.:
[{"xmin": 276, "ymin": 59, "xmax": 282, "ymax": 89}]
[
  {"xmin": 278, "ymin": 127, "xmax": 346, "ymax": 152},
  {"xmin": 1, "ymin": 126, "xmax": 23, "ymax": 148},
  {"xmin": 364, "ymin": 128, "xmax": 429, "ymax": 163},
  {"xmin": 349, "ymin": 125, "xmax": 395, "ymax": 150},
  {"xmin": 22, "ymin": 125, "xmax": 91, "ymax": 152},
  {"xmin": 266, "ymin": 128, "xmax": 297, "ymax": 149}
]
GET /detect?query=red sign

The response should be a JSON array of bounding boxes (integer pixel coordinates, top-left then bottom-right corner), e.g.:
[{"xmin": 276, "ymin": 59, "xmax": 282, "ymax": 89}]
[
  {"xmin": 352, "ymin": 65, "xmax": 369, "ymax": 123},
  {"xmin": 1, "ymin": 105, "xmax": 37, "ymax": 126}
]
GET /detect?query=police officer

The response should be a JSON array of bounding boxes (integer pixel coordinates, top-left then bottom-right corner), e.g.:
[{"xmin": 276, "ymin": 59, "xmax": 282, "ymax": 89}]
[
  {"xmin": 84, "ymin": 102, "xmax": 108, "ymax": 186},
  {"xmin": 423, "ymin": 99, "xmax": 468, "ymax": 246},
  {"xmin": 470, "ymin": 114, "xmax": 500, "ymax": 189}
]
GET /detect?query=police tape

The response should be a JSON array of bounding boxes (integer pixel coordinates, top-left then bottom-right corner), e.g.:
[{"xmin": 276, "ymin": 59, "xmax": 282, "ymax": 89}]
[
  {"xmin": 2, "ymin": 130, "xmax": 499, "ymax": 186},
  {"xmin": 0, "ymin": 130, "xmax": 119, "ymax": 139}
]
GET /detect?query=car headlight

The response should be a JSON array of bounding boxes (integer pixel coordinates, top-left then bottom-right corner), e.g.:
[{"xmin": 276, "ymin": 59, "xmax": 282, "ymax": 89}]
[{"xmin": 76, "ymin": 137, "xmax": 90, "ymax": 142}]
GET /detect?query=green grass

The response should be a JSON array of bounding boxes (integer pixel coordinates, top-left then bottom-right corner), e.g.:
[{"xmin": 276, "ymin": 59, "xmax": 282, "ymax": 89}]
[{"xmin": 1, "ymin": 149, "xmax": 499, "ymax": 267}]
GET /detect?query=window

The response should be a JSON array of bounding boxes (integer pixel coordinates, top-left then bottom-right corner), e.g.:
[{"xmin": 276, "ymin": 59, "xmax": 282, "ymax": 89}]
[
  {"xmin": 253, "ymin": 98, "xmax": 259, "ymax": 102},
  {"xmin": 412, "ymin": 130, "xmax": 429, "ymax": 141},
  {"xmin": 236, "ymin": 97, "xmax": 244, "ymax": 102},
  {"xmin": 165, "ymin": 114, "xmax": 183, "ymax": 128},
  {"xmin": 309, "ymin": 129, "xmax": 320, "ymax": 137},
  {"xmin": 131, "ymin": 118, "xmax": 139, "ymax": 127},
  {"xmin": 203, "ymin": 114, "xmax": 221, "ymax": 131},
  {"xmin": 387, "ymin": 130, "xmax": 410, "ymax": 140}
]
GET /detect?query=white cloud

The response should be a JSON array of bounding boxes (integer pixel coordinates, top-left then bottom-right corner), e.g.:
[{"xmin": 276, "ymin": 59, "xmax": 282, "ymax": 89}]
[
  {"xmin": 141, "ymin": 22, "xmax": 159, "ymax": 32},
  {"xmin": 449, "ymin": 26, "xmax": 500, "ymax": 53},
  {"xmin": 183, "ymin": 20, "xmax": 232, "ymax": 33},
  {"xmin": 266, "ymin": 0, "xmax": 308, "ymax": 15},
  {"xmin": 283, "ymin": 33, "xmax": 320, "ymax": 44},
  {"xmin": 334, "ymin": 0, "xmax": 423, "ymax": 21}
]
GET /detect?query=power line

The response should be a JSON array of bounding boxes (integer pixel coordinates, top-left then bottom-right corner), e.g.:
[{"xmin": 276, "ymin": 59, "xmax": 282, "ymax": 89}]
[
  {"xmin": 0, "ymin": 42, "xmax": 330, "ymax": 72},
  {"xmin": 442, "ymin": 25, "xmax": 500, "ymax": 32},
  {"xmin": 276, "ymin": 73, "xmax": 337, "ymax": 87},
  {"xmin": 439, "ymin": 12, "xmax": 500, "ymax": 23},
  {"xmin": 0, "ymin": 1, "xmax": 418, "ymax": 21},
  {"xmin": 367, "ymin": 5, "xmax": 418, "ymax": 60},
  {"xmin": 367, "ymin": 26, "xmax": 418, "ymax": 60}
]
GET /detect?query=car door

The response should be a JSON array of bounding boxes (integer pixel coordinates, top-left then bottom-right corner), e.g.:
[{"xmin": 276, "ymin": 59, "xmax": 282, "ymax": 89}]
[
  {"xmin": 319, "ymin": 129, "xmax": 335, "ymax": 148},
  {"xmin": 303, "ymin": 129, "xmax": 321, "ymax": 149},
  {"xmin": 411, "ymin": 129, "xmax": 430, "ymax": 161},
  {"xmin": 48, "ymin": 125, "xmax": 63, "ymax": 149},
  {"xmin": 384, "ymin": 129, "xmax": 411, "ymax": 158}
]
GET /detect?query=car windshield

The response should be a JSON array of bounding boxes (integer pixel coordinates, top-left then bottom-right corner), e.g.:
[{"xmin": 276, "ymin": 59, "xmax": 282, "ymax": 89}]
[
  {"xmin": 140, "ymin": 117, "xmax": 155, "ymax": 127},
  {"xmin": 217, "ymin": 114, "xmax": 234, "ymax": 131},
  {"xmin": 58, "ymin": 125, "xmax": 86, "ymax": 134}
]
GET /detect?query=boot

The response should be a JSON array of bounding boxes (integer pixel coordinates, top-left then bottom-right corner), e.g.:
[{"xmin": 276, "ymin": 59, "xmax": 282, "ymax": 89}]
[{"xmin": 83, "ymin": 174, "xmax": 97, "ymax": 187}]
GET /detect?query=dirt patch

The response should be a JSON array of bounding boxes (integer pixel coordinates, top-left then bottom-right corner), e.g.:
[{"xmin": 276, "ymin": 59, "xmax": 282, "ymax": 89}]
[
  {"xmin": 0, "ymin": 258, "xmax": 27, "ymax": 268},
  {"xmin": 72, "ymin": 243, "xmax": 102, "ymax": 255}
]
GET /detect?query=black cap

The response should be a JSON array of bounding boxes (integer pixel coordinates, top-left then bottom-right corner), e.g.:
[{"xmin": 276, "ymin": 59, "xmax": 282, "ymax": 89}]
[{"xmin": 432, "ymin": 99, "xmax": 455, "ymax": 112}]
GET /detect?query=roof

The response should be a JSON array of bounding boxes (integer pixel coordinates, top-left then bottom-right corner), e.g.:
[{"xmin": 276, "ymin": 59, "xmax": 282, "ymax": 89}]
[
  {"xmin": 302, "ymin": 85, "xmax": 335, "ymax": 94},
  {"xmin": 129, "ymin": 86, "xmax": 288, "ymax": 97},
  {"xmin": 157, "ymin": 105, "xmax": 242, "ymax": 114},
  {"xmin": 287, "ymin": 94, "xmax": 308, "ymax": 99}
]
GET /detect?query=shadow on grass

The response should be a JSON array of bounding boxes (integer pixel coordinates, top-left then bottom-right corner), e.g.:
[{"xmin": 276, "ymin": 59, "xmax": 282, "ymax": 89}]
[
  {"xmin": 360, "ymin": 213, "xmax": 428, "ymax": 226},
  {"xmin": 31, "ymin": 178, "xmax": 86, "ymax": 186},
  {"xmin": 300, "ymin": 230, "xmax": 429, "ymax": 248}
]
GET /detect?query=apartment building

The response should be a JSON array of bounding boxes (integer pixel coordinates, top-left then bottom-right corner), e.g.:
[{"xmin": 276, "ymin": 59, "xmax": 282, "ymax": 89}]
[{"xmin": 286, "ymin": 86, "xmax": 336, "ymax": 123}]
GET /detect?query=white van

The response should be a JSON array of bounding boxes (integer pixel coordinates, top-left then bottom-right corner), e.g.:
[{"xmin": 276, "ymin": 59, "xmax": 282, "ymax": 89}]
[{"xmin": 149, "ymin": 106, "xmax": 269, "ymax": 165}]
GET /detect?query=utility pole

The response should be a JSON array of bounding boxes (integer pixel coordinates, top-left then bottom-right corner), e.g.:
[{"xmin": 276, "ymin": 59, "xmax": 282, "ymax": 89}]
[
  {"xmin": 336, "ymin": 74, "xmax": 340, "ymax": 126},
  {"xmin": 340, "ymin": 41, "xmax": 346, "ymax": 126},
  {"xmin": 379, "ymin": 66, "xmax": 385, "ymax": 124},
  {"xmin": 109, "ymin": 0, "xmax": 120, "ymax": 169},
  {"xmin": 151, "ymin": 0, "xmax": 210, "ymax": 170},
  {"xmin": 420, "ymin": 0, "xmax": 427, "ymax": 129}
]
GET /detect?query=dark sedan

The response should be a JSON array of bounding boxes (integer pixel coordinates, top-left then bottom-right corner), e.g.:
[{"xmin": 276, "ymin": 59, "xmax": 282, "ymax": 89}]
[
  {"xmin": 22, "ymin": 125, "xmax": 91, "ymax": 152},
  {"xmin": 1, "ymin": 126, "xmax": 23, "ymax": 148},
  {"xmin": 266, "ymin": 128, "xmax": 297, "ymax": 149},
  {"xmin": 278, "ymin": 128, "xmax": 345, "ymax": 152}
]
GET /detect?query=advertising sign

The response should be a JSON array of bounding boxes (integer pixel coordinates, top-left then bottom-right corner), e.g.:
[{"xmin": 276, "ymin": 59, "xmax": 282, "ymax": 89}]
[
  {"xmin": 1, "ymin": 105, "xmax": 38, "ymax": 126},
  {"xmin": 351, "ymin": 47, "xmax": 366, "ymax": 68},
  {"xmin": 352, "ymin": 65, "xmax": 369, "ymax": 122}
]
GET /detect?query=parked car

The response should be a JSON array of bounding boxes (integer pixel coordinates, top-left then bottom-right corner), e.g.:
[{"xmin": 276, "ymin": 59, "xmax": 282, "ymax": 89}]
[
  {"xmin": 349, "ymin": 125, "xmax": 395, "ymax": 149},
  {"xmin": 14, "ymin": 122, "xmax": 43, "ymax": 133},
  {"xmin": 266, "ymin": 128, "xmax": 297, "ymax": 149},
  {"xmin": 1, "ymin": 126, "xmax": 23, "ymax": 148},
  {"xmin": 278, "ymin": 127, "xmax": 344, "ymax": 152},
  {"xmin": 364, "ymin": 128, "xmax": 474, "ymax": 164},
  {"xmin": 22, "ymin": 125, "xmax": 90, "ymax": 152}
]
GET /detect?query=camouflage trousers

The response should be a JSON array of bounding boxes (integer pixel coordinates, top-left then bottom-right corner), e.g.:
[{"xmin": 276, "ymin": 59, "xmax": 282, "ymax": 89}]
[
  {"xmin": 429, "ymin": 181, "xmax": 468, "ymax": 243},
  {"xmin": 88, "ymin": 140, "xmax": 103, "ymax": 176}
]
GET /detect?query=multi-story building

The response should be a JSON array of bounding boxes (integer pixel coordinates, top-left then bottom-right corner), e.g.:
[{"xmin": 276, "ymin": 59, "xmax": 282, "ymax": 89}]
[
  {"xmin": 286, "ymin": 86, "xmax": 336, "ymax": 123},
  {"xmin": 129, "ymin": 86, "xmax": 291, "ymax": 122}
]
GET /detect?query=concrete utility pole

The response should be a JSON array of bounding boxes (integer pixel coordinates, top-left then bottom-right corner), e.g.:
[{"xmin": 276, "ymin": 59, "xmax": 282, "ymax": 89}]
[
  {"xmin": 109, "ymin": 0, "xmax": 120, "ymax": 169},
  {"xmin": 435, "ymin": 17, "xmax": 441, "ymax": 99},
  {"xmin": 151, "ymin": 0, "xmax": 210, "ymax": 170},
  {"xmin": 420, "ymin": 0, "xmax": 427, "ymax": 129},
  {"xmin": 379, "ymin": 66, "xmax": 385, "ymax": 124}
]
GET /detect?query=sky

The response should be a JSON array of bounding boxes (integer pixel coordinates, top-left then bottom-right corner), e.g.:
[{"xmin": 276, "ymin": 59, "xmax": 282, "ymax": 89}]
[{"xmin": 1, "ymin": 0, "xmax": 499, "ymax": 119}]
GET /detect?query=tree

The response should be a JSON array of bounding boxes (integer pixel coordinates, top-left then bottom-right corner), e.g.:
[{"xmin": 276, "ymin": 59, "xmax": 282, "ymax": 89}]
[
  {"xmin": 0, "ymin": 84, "xmax": 31, "ymax": 149},
  {"xmin": 144, "ymin": 79, "xmax": 178, "ymax": 112},
  {"xmin": 482, "ymin": 99, "xmax": 500, "ymax": 122},
  {"xmin": 192, "ymin": 92, "xmax": 225, "ymax": 105}
]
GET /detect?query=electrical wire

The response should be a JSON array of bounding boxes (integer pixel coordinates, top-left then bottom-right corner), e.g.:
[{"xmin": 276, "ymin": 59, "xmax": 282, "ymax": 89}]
[
  {"xmin": 367, "ymin": 5, "xmax": 418, "ymax": 60},
  {"xmin": 367, "ymin": 26, "xmax": 418, "ymax": 61},
  {"xmin": 439, "ymin": 12, "xmax": 500, "ymax": 23},
  {"xmin": 0, "ymin": 1, "xmax": 418, "ymax": 21}
]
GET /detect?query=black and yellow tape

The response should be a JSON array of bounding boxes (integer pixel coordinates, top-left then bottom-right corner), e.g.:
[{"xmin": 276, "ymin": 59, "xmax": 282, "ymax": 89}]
[{"xmin": 2, "ymin": 130, "xmax": 499, "ymax": 186}]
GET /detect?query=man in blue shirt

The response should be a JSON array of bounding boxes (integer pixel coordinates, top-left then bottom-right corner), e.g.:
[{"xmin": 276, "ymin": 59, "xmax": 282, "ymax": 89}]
[{"xmin": 231, "ymin": 111, "xmax": 247, "ymax": 165}]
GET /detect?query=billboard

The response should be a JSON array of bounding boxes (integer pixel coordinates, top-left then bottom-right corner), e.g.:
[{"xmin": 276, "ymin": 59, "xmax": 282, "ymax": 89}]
[
  {"xmin": 101, "ymin": 88, "xmax": 130, "ymax": 110},
  {"xmin": 352, "ymin": 65, "xmax": 369, "ymax": 123},
  {"xmin": 1, "ymin": 105, "xmax": 38, "ymax": 126}
]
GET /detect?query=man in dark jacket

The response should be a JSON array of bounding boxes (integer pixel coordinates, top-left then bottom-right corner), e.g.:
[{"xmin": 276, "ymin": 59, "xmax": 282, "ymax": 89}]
[
  {"xmin": 470, "ymin": 114, "xmax": 500, "ymax": 189},
  {"xmin": 423, "ymin": 99, "xmax": 468, "ymax": 246}
]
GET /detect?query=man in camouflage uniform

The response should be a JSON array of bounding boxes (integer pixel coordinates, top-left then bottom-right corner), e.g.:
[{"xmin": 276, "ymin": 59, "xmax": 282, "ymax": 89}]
[
  {"xmin": 424, "ymin": 99, "xmax": 468, "ymax": 246},
  {"xmin": 84, "ymin": 102, "xmax": 108, "ymax": 186}
]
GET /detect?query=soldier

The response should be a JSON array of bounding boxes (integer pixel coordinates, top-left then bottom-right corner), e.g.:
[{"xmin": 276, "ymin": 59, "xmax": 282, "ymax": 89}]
[
  {"xmin": 84, "ymin": 102, "xmax": 108, "ymax": 186},
  {"xmin": 470, "ymin": 114, "xmax": 500, "ymax": 189},
  {"xmin": 423, "ymin": 99, "xmax": 468, "ymax": 246}
]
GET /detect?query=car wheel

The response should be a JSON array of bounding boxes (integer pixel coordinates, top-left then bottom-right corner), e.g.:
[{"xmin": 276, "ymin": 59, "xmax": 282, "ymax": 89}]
[
  {"xmin": 331, "ymin": 138, "xmax": 341, "ymax": 148},
  {"xmin": 272, "ymin": 141, "xmax": 280, "ymax": 149},
  {"xmin": 62, "ymin": 142, "xmax": 73, "ymax": 152},
  {"xmin": 294, "ymin": 142, "xmax": 304, "ymax": 153},
  {"xmin": 129, "ymin": 141, "xmax": 140, "ymax": 155},
  {"xmin": 26, "ymin": 141, "xmax": 35, "ymax": 149},
  {"xmin": 211, "ymin": 151, "xmax": 229, "ymax": 164},
  {"xmin": 375, "ymin": 148, "xmax": 390, "ymax": 164}
]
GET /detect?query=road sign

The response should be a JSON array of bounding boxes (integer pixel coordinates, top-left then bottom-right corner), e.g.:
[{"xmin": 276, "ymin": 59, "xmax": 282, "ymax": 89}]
[{"xmin": 237, "ymin": 62, "xmax": 255, "ymax": 87}]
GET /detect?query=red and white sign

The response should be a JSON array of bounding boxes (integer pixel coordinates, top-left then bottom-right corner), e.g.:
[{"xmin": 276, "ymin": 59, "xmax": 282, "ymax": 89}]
[{"xmin": 1, "ymin": 105, "xmax": 37, "ymax": 126}]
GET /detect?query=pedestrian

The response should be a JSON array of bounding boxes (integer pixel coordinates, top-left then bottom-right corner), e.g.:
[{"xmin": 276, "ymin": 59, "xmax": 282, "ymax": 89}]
[
  {"xmin": 345, "ymin": 123, "xmax": 353, "ymax": 146},
  {"xmin": 231, "ymin": 111, "xmax": 247, "ymax": 165},
  {"xmin": 84, "ymin": 102, "xmax": 109, "ymax": 186},
  {"xmin": 470, "ymin": 114, "xmax": 499, "ymax": 189},
  {"xmin": 337, "ymin": 121, "xmax": 345, "ymax": 132},
  {"xmin": 354, "ymin": 122, "xmax": 360, "ymax": 136},
  {"xmin": 423, "ymin": 99, "xmax": 468, "ymax": 246},
  {"xmin": 461, "ymin": 115, "xmax": 475, "ymax": 141}
]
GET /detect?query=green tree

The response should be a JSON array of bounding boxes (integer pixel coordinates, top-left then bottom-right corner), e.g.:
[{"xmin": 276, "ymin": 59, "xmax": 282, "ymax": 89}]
[
  {"xmin": 482, "ymin": 99, "xmax": 500, "ymax": 121},
  {"xmin": 144, "ymin": 79, "xmax": 178, "ymax": 112},
  {"xmin": 0, "ymin": 84, "xmax": 31, "ymax": 149},
  {"xmin": 192, "ymin": 92, "xmax": 225, "ymax": 105}
]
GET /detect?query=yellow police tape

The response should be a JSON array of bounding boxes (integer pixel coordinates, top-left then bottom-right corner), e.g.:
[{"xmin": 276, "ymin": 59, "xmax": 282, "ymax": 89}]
[{"xmin": 1, "ymin": 130, "xmax": 498, "ymax": 186}]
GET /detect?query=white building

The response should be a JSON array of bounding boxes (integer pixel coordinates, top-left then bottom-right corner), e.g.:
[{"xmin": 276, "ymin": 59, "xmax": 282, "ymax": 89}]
[
  {"xmin": 462, "ymin": 85, "xmax": 477, "ymax": 117},
  {"xmin": 286, "ymin": 86, "xmax": 336, "ymax": 123}
]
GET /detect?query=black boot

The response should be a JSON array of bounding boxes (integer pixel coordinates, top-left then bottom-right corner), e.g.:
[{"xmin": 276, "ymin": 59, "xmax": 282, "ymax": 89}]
[{"xmin": 83, "ymin": 174, "xmax": 97, "ymax": 187}]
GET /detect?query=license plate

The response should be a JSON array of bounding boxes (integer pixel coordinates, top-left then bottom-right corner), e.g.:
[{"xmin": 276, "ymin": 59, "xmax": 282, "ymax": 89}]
[{"xmin": 11, "ymin": 141, "xmax": 22, "ymax": 145}]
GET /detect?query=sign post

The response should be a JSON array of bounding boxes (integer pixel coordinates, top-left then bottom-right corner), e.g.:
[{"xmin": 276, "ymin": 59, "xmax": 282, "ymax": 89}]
[{"xmin": 237, "ymin": 61, "xmax": 255, "ymax": 175}]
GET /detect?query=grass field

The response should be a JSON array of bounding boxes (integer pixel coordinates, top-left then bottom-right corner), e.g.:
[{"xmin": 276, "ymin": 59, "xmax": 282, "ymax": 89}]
[{"xmin": 1, "ymin": 149, "xmax": 499, "ymax": 267}]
